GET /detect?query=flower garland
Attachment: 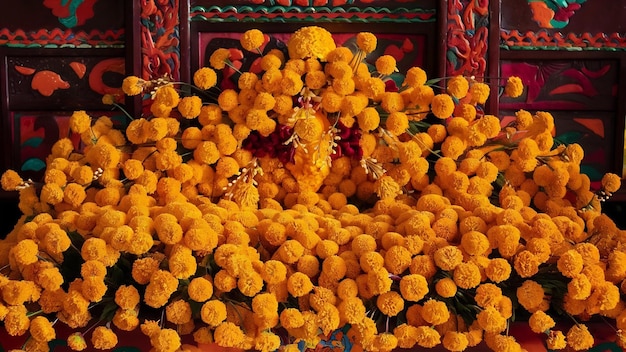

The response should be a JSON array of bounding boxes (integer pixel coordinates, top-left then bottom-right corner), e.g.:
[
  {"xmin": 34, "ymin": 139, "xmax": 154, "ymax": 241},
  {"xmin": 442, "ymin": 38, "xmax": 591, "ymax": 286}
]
[{"xmin": 0, "ymin": 26, "xmax": 624, "ymax": 352}]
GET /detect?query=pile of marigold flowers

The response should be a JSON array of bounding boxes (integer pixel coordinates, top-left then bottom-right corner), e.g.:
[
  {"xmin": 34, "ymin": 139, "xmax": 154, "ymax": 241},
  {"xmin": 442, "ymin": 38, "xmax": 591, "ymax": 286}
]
[{"xmin": 0, "ymin": 26, "xmax": 625, "ymax": 352}]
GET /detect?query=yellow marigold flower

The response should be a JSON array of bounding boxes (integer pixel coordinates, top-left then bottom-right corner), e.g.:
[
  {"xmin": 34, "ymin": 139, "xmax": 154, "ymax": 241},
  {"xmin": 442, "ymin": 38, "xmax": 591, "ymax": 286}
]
[
  {"xmin": 557, "ymin": 249, "xmax": 584, "ymax": 278},
  {"xmin": 566, "ymin": 324, "xmax": 594, "ymax": 351},
  {"xmin": 339, "ymin": 296, "xmax": 366, "ymax": 324},
  {"xmin": 305, "ymin": 70, "xmax": 327, "ymax": 90},
  {"xmin": 186, "ymin": 276, "xmax": 213, "ymax": 303},
  {"xmin": 144, "ymin": 269, "xmax": 179, "ymax": 308},
  {"xmin": 91, "ymin": 326, "xmax": 118, "ymax": 350},
  {"xmin": 280, "ymin": 308, "xmax": 305, "ymax": 329},
  {"xmin": 193, "ymin": 140, "xmax": 220, "ymax": 165},
  {"xmin": 213, "ymin": 270, "xmax": 237, "ymax": 292},
  {"xmin": 287, "ymin": 26, "xmax": 336, "ymax": 61},
  {"xmin": 435, "ymin": 277, "xmax": 457, "ymax": 298},
  {"xmin": 505, "ymin": 76, "xmax": 524, "ymax": 98},
  {"xmin": 517, "ymin": 280, "xmax": 545, "ymax": 311},
  {"xmin": 209, "ymin": 48, "xmax": 231, "ymax": 69},
  {"xmin": 421, "ymin": 299, "xmax": 450, "ymax": 325},
  {"xmin": 115, "ymin": 285, "xmax": 140, "ymax": 310},
  {"xmin": 446, "ymin": 75, "xmax": 469, "ymax": 99},
  {"xmin": 460, "ymin": 230, "xmax": 489, "ymax": 256},
  {"xmin": 217, "ymin": 88, "xmax": 239, "ymax": 112},
  {"xmin": 377, "ymin": 291, "xmax": 404, "ymax": 317},
  {"xmin": 384, "ymin": 245, "xmax": 412, "ymax": 275},
  {"xmin": 282, "ymin": 70, "xmax": 305, "ymax": 96},
  {"xmin": 214, "ymin": 322, "xmax": 246, "ymax": 348},
  {"xmin": 168, "ymin": 244, "xmax": 197, "ymax": 279},
  {"xmin": 29, "ymin": 316, "xmax": 56, "ymax": 342},
  {"xmin": 12, "ymin": 239, "xmax": 39, "ymax": 266},
  {"xmin": 442, "ymin": 331, "xmax": 469, "ymax": 352},
  {"xmin": 1, "ymin": 169, "xmax": 24, "ymax": 191},
  {"xmin": 317, "ymin": 302, "xmax": 341, "ymax": 335},
  {"xmin": 469, "ymin": 82, "xmax": 490, "ymax": 104},
  {"xmin": 433, "ymin": 245, "xmax": 463, "ymax": 271},
  {"xmin": 261, "ymin": 53, "xmax": 282, "ymax": 71},
  {"xmin": 477, "ymin": 306, "xmax": 506, "ymax": 333},
  {"xmin": 67, "ymin": 332, "xmax": 87, "ymax": 351},
  {"xmin": 367, "ymin": 267, "xmax": 393, "ymax": 295},
  {"xmin": 453, "ymin": 262, "xmax": 481, "ymax": 289},
  {"xmin": 385, "ymin": 111, "xmax": 409, "ymax": 136},
  {"xmin": 122, "ymin": 75, "xmax": 145, "ymax": 96},
  {"xmin": 529, "ymin": 310, "xmax": 555, "ymax": 334},
  {"xmin": 40, "ymin": 182, "xmax": 64, "ymax": 205},
  {"xmin": 238, "ymin": 271, "xmax": 264, "ymax": 297},
  {"xmin": 514, "ymin": 250, "xmax": 540, "ymax": 278},
  {"xmin": 441, "ymin": 135, "xmax": 466, "ymax": 160},
  {"xmin": 587, "ymin": 281, "xmax": 620, "ymax": 312},
  {"xmin": 193, "ymin": 67, "xmax": 217, "ymax": 90},
  {"xmin": 602, "ymin": 173, "xmax": 621, "ymax": 193},
  {"xmin": 165, "ymin": 299, "xmax": 192, "ymax": 325},
  {"xmin": 154, "ymin": 85, "xmax": 180, "ymax": 109},
  {"xmin": 547, "ymin": 330, "xmax": 567, "ymax": 350},
  {"xmin": 255, "ymin": 331, "xmax": 281, "ymax": 352},
  {"xmin": 415, "ymin": 326, "xmax": 441, "ymax": 348},
  {"xmin": 375, "ymin": 55, "xmax": 397, "ymax": 75},
  {"xmin": 178, "ymin": 95, "xmax": 202, "ymax": 119},
  {"xmin": 431, "ymin": 94, "xmax": 455, "ymax": 119},
  {"xmin": 240, "ymin": 28, "xmax": 265, "ymax": 51},
  {"xmin": 150, "ymin": 328, "xmax": 181, "ymax": 352},
  {"xmin": 69, "ymin": 110, "xmax": 91, "ymax": 134},
  {"xmin": 287, "ymin": 272, "xmax": 313, "ymax": 297},
  {"xmin": 404, "ymin": 66, "xmax": 427, "ymax": 87},
  {"xmin": 356, "ymin": 32, "xmax": 377, "ymax": 53},
  {"xmin": 474, "ymin": 283, "xmax": 503, "ymax": 308}
]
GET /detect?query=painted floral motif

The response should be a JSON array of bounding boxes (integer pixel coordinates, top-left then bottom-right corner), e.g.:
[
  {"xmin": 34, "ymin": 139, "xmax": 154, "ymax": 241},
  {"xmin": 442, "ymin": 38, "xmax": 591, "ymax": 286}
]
[
  {"xmin": 528, "ymin": 0, "xmax": 588, "ymax": 29},
  {"xmin": 43, "ymin": 0, "xmax": 99, "ymax": 28}
]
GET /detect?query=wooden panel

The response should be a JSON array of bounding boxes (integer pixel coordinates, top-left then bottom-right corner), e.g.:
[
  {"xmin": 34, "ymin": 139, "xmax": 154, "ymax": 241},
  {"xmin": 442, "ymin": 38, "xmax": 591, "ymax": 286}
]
[
  {"xmin": 0, "ymin": 0, "xmax": 125, "ymax": 48},
  {"xmin": 6, "ymin": 53, "xmax": 125, "ymax": 110}
]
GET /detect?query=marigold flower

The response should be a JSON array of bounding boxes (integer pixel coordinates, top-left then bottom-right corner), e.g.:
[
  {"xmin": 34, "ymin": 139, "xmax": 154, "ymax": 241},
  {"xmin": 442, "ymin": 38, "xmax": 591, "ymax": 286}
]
[
  {"xmin": 453, "ymin": 262, "xmax": 481, "ymax": 289},
  {"xmin": 287, "ymin": 26, "xmax": 336, "ymax": 61},
  {"xmin": 67, "ymin": 332, "xmax": 87, "ymax": 351},
  {"xmin": 431, "ymin": 94, "xmax": 455, "ymax": 119},
  {"xmin": 566, "ymin": 324, "xmax": 594, "ymax": 351},
  {"xmin": 122, "ymin": 75, "xmax": 145, "ymax": 96},
  {"xmin": 114, "ymin": 285, "xmax": 140, "ymax": 310},
  {"xmin": 144, "ymin": 269, "xmax": 179, "ymax": 308},
  {"xmin": 91, "ymin": 326, "xmax": 118, "ymax": 350},
  {"xmin": 477, "ymin": 306, "xmax": 506, "ymax": 333},
  {"xmin": 602, "ymin": 173, "xmax": 621, "ymax": 193},
  {"xmin": 547, "ymin": 330, "xmax": 567, "ymax": 350},
  {"xmin": 209, "ymin": 48, "xmax": 231, "ymax": 69},
  {"xmin": 528, "ymin": 310, "xmax": 555, "ymax": 334},
  {"xmin": 421, "ymin": 299, "xmax": 450, "ymax": 326},
  {"xmin": 469, "ymin": 82, "xmax": 490, "ymax": 104},
  {"xmin": 287, "ymin": 271, "xmax": 313, "ymax": 297},
  {"xmin": 517, "ymin": 280, "xmax": 545, "ymax": 311},
  {"xmin": 150, "ymin": 328, "xmax": 181, "ymax": 352},
  {"xmin": 177, "ymin": 95, "xmax": 202, "ymax": 119},
  {"xmin": 69, "ymin": 110, "xmax": 91, "ymax": 134},
  {"xmin": 505, "ymin": 76, "xmax": 524, "ymax": 98},
  {"xmin": 375, "ymin": 55, "xmax": 397, "ymax": 75},
  {"xmin": 434, "ymin": 277, "xmax": 457, "ymax": 298},
  {"xmin": 446, "ymin": 75, "xmax": 469, "ymax": 99},
  {"xmin": 442, "ymin": 331, "xmax": 469, "ymax": 352},
  {"xmin": 415, "ymin": 326, "xmax": 441, "ymax": 348},
  {"xmin": 433, "ymin": 245, "xmax": 463, "ymax": 271},
  {"xmin": 513, "ymin": 250, "xmax": 540, "ymax": 278}
]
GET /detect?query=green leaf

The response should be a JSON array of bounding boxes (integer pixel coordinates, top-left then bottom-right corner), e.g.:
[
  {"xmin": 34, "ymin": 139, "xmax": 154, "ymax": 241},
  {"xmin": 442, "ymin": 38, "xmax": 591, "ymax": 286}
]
[{"xmin": 100, "ymin": 301, "xmax": 119, "ymax": 322}]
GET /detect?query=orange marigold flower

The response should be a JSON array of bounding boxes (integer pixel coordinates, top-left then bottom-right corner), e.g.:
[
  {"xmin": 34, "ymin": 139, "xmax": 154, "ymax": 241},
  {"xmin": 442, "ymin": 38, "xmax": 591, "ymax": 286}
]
[
  {"xmin": 431, "ymin": 94, "xmax": 455, "ymax": 119},
  {"xmin": 29, "ymin": 316, "xmax": 56, "ymax": 342},
  {"xmin": 514, "ymin": 250, "xmax": 540, "ymax": 278},
  {"xmin": 122, "ymin": 75, "xmax": 145, "ymax": 96},
  {"xmin": 1, "ymin": 169, "xmax": 24, "ymax": 191},
  {"xmin": 505, "ymin": 76, "xmax": 524, "ymax": 98},
  {"xmin": 356, "ymin": 32, "xmax": 377, "ymax": 53},
  {"xmin": 442, "ymin": 331, "xmax": 469, "ymax": 352},
  {"xmin": 529, "ymin": 310, "xmax": 555, "ymax": 334},
  {"xmin": 200, "ymin": 299, "xmax": 227, "ymax": 326},
  {"xmin": 150, "ymin": 328, "xmax": 181, "ymax": 352},
  {"xmin": 287, "ymin": 26, "xmax": 336, "ymax": 61},
  {"xmin": 415, "ymin": 326, "xmax": 441, "ymax": 348},
  {"xmin": 287, "ymin": 272, "xmax": 313, "ymax": 297},
  {"xmin": 404, "ymin": 66, "xmax": 427, "ymax": 87},
  {"xmin": 67, "ymin": 332, "xmax": 87, "ymax": 351},
  {"xmin": 566, "ymin": 324, "xmax": 594, "ymax": 351},
  {"xmin": 421, "ymin": 299, "xmax": 450, "ymax": 325},
  {"xmin": 377, "ymin": 291, "xmax": 404, "ymax": 317},
  {"xmin": 516, "ymin": 280, "xmax": 545, "ymax": 311},
  {"xmin": 91, "ymin": 326, "xmax": 118, "ymax": 350},
  {"xmin": 178, "ymin": 96, "xmax": 202, "ymax": 119},
  {"xmin": 446, "ymin": 75, "xmax": 469, "ymax": 99},
  {"xmin": 209, "ymin": 48, "xmax": 231, "ymax": 69},
  {"xmin": 547, "ymin": 330, "xmax": 567, "ymax": 350},
  {"xmin": 376, "ymin": 55, "xmax": 397, "ymax": 76},
  {"xmin": 240, "ymin": 29, "xmax": 265, "ymax": 51},
  {"xmin": 453, "ymin": 261, "xmax": 481, "ymax": 289},
  {"xmin": 193, "ymin": 67, "xmax": 217, "ymax": 90},
  {"xmin": 474, "ymin": 283, "xmax": 503, "ymax": 308},
  {"xmin": 69, "ymin": 110, "xmax": 91, "ymax": 134},
  {"xmin": 154, "ymin": 86, "xmax": 180, "ymax": 109},
  {"xmin": 476, "ymin": 306, "xmax": 506, "ymax": 333},
  {"xmin": 115, "ymin": 285, "xmax": 140, "ymax": 310},
  {"xmin": 557, "ymin": 249, "xmax": 584, "ymax": 278},
  {"xmin": 469, "ymin": 82, "xmax": 490, "ymax": 104},
  {"xmin": 435, "ymin": 277, "xmax": 457, "ymax": 298},
  {"xmin": 602, "ymin": 173, "xmax": 621, "ymax": 193},
  {"xmin": 433, "ymin": 245, "xmax": 463, "ymax": 271}
]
